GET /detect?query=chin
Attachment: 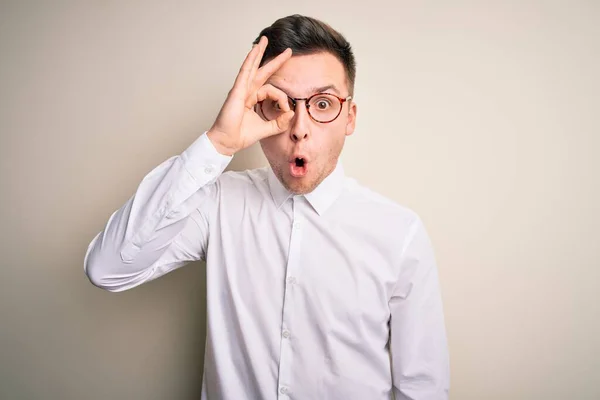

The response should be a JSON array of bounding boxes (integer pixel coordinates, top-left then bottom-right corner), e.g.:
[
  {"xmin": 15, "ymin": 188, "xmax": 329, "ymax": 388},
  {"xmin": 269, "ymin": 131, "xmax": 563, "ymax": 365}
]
[{"xmin": 283, "ymin": 178, "xmax": 315, "ymax": 195}]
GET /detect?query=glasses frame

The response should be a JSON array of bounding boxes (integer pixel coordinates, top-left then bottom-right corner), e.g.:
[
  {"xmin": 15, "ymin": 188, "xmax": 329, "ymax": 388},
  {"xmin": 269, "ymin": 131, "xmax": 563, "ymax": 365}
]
[{"xmin": 259, "ymin": 92, "xmax": 352, "ymax": 124}]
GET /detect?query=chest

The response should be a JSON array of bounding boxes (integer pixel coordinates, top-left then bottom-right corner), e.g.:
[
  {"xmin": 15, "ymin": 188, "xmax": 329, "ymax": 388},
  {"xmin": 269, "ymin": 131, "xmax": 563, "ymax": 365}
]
[{"xmin": 210, "ymin": 195, "xmax": 400, "ymax": 329}]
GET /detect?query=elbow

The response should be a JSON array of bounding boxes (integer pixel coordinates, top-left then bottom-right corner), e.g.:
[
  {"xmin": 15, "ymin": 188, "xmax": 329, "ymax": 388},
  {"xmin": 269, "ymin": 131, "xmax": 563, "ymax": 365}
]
[
  {"xmin": 84, "ymin": 251, "xmax": 123, "ymax": 293},
  {"xmin": 83, "ymin": 234, "xmax": 139, "ymax": 293},
  {"xmin": 84, "ymin": 266, "xmax": 113, "ymax": 292},
  {"xmin": 83, "ymin": 233, "xmax": 106, "ymax": 290},
  {"xmin": 85, "ymin": 255, "xmax": 149, "ymax": 293}
]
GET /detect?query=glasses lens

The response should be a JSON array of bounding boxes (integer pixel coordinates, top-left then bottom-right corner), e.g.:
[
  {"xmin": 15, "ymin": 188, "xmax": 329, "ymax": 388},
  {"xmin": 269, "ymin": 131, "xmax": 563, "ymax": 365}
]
[
  {"xmin": 308, "ymin": 94, "xmax": 341, "ymax": 122},
  {"xmin": 261, "ymin": 98, "xmax": 295, "ymax": 121},
  {"xmin": 260, "ymin": 94, "xmax": 343, "ymax": 123}
]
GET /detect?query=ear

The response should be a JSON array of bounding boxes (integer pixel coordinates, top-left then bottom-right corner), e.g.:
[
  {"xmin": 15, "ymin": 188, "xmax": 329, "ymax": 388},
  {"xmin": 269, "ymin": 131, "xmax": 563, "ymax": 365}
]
[{"xmin": 345, "ymin": 101, "xmax": 357, "ymax": 136}]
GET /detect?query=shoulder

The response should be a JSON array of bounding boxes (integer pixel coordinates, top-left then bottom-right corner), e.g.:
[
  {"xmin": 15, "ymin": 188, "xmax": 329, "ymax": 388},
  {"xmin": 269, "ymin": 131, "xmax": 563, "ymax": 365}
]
[
  {"xmin": 340, "ymin": 176, "xmax": 422, "ymax": 234},
  {"xmin": 217, "ymin": 166, "xmax": 270, "ymax": 188},
  {"xmin": 345, "ymin": 177, "xmax": 419, "ymax": 218}
]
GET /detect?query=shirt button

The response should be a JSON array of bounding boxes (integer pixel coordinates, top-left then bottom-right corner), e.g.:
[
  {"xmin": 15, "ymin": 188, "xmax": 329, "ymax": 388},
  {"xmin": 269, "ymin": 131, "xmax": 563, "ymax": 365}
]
[
  {"xmin": 204, "ymin": 165, "xmax": 214, "ymax": 174},
  {"xmin": 279, "ymin": 386, "xmax": 288, "ymax": 394},
  {"xmin": 287, "ymin": 276, "xmax": 296, "ymax": 285},
  {"xmin": 282, "ymin": 330, "xmax": 290, "ymax": 339},
  {"xmin": 292, "ymin": 221, "xmax": 301, "ymax": 230}
]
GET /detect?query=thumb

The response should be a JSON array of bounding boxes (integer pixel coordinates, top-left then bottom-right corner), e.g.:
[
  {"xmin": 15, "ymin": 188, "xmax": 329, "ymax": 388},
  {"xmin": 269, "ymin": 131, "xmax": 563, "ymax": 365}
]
[{"xmin": 267, "ymin": 110, "xmax": 295, "ymax": 136}]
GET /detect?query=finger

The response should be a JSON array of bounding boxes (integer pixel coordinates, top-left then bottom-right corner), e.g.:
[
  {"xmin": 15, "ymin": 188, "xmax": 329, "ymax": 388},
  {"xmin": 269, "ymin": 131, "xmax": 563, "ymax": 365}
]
[
  {"xmin": 255, "ymin": 111, "xmax": 294, "ymax": 141},
  {"xmin": 250, "ymin": 84, "xmax": 291, "ymax": 111},
  {"xmin": 262, "ymin": 111, "xmax": 295, "ymax": 139},
  {"xmin": 247, "ymin": 36, "xmax": 267, "ymax": 90},
  {"xmin": 253, "ymin": 47, "xmax": 293, "ymax": 88},
  {"xmin": 232, "ymin": 41, "xmax": 262, "ymax": 92}
]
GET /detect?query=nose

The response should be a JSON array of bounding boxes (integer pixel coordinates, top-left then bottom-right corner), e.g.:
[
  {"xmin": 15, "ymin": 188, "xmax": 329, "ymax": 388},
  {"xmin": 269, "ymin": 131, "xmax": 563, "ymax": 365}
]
[{"xmin": 289, "ymin": 100, "xmax": 310, "ymax": 142}]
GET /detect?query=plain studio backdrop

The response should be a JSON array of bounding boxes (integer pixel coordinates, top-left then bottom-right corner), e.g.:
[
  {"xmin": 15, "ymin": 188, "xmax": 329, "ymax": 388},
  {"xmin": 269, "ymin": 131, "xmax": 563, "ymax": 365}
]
[{"xmin": 0, "ymin": 1, "xmax": 598, "ymax": 399}]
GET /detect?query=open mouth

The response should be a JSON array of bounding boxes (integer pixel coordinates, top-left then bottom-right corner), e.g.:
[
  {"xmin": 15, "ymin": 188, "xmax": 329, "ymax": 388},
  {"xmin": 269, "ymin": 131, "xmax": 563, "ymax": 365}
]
[{"xmin": 290, "ymin": 157, "xmax": 308, "ymax": 177}]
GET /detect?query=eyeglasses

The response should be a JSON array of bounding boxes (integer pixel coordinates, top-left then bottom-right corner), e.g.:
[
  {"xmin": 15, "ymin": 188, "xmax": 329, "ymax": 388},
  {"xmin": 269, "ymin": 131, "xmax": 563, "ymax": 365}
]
[{"xmin": 259, "ymin": 92, "xmax": 352, "ymax": 124}]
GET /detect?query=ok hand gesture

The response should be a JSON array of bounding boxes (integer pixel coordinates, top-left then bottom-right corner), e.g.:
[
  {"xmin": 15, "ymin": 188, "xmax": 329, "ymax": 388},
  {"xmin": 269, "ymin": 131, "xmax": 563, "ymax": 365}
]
[{"xmin": 207, "ymin": 36, "xmax": 295, "ymax": 156}]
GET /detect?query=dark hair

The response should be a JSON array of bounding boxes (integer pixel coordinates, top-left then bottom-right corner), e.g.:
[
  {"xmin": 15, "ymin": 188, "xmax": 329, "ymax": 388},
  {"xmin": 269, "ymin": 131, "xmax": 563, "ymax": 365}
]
[{"xmin": 253, "ymin": 14, "xmax": 356, "ymax": 95}]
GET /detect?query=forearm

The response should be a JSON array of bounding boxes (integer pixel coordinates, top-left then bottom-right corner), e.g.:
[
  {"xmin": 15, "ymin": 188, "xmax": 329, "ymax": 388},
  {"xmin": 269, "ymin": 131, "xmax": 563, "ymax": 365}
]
[{"xmin": 83, "ymin": 133, "xmax": 231, "ymax": 292}]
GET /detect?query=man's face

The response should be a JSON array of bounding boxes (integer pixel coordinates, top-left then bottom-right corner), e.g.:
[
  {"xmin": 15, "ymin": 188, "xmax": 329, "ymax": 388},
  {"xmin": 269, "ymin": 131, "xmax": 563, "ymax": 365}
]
[{"xmin": 259, "ymin": 51, "xmax": 357, "ymax": 195}]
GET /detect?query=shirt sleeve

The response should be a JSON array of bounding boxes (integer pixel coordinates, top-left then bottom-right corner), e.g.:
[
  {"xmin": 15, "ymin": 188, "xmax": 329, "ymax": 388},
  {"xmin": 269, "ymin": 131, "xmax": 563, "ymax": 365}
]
[
  {"xmin": 389, "ymin": 217, "xmax": 450, "ymax": 399},
  {"xmin": 83, "ymin": 132, "xmax": 232, "ymax": 292}
]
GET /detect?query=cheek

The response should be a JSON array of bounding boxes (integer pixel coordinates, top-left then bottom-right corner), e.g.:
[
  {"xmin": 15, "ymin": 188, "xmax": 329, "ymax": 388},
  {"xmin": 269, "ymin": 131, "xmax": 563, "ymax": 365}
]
[
  {"xmin": 260, "ymin": 136, "xmax": 279, "ymax": 154},
  {"xmin": 260, "ymin": 136, "xmax": 288, "ymax": 164},
  {"xmin": 324, "ymin": 122, "xmax": 347, "ymax": 149}
]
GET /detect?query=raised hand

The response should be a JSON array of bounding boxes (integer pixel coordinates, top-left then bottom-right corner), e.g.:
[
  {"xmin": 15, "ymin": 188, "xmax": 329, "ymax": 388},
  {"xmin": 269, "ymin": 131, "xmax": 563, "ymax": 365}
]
[{"xmin": 207, "ymin": 36, "xmax": 294, "ymax": 156}]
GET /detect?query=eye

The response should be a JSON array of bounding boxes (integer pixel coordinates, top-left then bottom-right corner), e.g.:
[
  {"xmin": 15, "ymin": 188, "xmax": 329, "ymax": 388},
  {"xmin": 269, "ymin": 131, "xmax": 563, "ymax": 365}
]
[
  {"xmin": 316, "ymin": 99, "xmax": 331, "ymax": 110},
  {"xmin": 312, "ymin": 96, "xmax": 333, "ymax": 110}
]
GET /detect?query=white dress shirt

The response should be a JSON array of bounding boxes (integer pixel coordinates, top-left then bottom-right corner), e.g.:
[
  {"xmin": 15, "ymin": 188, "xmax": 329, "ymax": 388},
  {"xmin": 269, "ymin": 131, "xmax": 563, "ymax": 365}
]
[{"xmin": 84, "ymin": 132, "xmax": 449, "ymax": 400}]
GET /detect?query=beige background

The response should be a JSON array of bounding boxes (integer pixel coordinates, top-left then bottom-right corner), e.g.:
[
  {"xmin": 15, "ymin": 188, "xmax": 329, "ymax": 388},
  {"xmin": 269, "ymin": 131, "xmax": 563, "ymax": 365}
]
[{"xmin": 1, "ymin": 1, "xmax": 598, "ymax": 399}]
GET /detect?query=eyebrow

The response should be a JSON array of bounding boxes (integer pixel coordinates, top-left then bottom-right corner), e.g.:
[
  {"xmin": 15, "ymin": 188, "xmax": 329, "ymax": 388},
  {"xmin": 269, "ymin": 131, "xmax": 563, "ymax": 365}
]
[
  {"xmin": 269, "ymin": 83, "xmax": 341, "ymax": 98},
  {"xmin": 309, "ymin": 84, "xmax": 340, "ymax": 95}
]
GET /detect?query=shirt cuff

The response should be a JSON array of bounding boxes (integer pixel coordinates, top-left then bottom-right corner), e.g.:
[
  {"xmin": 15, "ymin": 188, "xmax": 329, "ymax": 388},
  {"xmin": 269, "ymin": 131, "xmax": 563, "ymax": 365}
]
[{"xmin": 180, "ymin": 131, "xmax": 233, "ymax": 183}]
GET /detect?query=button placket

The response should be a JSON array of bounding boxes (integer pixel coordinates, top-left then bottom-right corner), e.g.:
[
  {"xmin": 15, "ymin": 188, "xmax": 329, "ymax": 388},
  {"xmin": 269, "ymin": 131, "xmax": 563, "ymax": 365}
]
[{"xmin": 276, "ymin": 196, "xmax": 304, "ymax": 398}]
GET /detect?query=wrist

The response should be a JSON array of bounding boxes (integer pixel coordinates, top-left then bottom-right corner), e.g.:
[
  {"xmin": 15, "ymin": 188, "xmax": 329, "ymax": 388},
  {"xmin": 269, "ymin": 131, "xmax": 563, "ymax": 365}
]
[{"xmin": 206, "ymin": 130, "xmax": 238, "ymax": 156}]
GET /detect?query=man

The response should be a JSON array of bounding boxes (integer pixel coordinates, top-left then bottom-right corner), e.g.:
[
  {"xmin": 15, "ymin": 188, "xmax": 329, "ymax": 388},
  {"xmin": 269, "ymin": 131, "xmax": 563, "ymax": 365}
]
[{"xmin": 84, "ymin": 14, "xmax": 449, "ymax": 400}]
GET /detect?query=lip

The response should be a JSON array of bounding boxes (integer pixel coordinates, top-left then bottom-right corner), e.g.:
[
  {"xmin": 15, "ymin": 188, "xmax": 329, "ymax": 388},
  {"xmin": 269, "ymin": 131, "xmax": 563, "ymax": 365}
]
[
  {"xmin": 288, "ymin": 154, "xmax": 309, "ymax": 178},
  {"xmin": 288, "ymin": 154, "xmax": 310, "ymax": 163}
]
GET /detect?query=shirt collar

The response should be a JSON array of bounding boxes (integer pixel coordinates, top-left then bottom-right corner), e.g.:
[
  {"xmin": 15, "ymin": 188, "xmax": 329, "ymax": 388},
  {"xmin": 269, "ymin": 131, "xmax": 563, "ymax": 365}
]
[{"xmin": 267, "ymin": 162, "xmax": 345, "ymax": 216}]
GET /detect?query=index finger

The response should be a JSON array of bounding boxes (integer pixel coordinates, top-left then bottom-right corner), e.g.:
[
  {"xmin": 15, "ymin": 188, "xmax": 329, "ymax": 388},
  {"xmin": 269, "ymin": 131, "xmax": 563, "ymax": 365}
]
[
  {"xmin": 247, "ymin": 36, "xmax": 268, "ymax": 89},
  {"xmin": 253, "ymin": 48, "xmax": 293, "ymax": 88},
  {"xmin": 232, "ymin": 37, "xmax": 266, "ymax": 91}
]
